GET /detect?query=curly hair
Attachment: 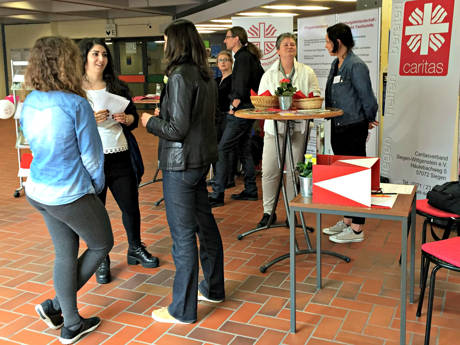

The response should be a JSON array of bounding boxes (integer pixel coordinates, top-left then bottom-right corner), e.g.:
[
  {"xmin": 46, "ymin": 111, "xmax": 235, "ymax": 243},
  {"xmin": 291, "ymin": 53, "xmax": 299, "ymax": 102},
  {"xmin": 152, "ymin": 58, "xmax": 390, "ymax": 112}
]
[{"xmin": 25, "ymin": 36, "xmax": 85, "ymax": 98}]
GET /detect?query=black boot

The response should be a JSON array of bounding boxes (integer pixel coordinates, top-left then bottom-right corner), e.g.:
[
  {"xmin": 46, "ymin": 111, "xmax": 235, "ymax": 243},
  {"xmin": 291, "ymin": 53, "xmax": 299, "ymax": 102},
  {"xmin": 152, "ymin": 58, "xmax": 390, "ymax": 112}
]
[
  {"xmin": 96, "ymin": 255, "xmax": 111, "ymax": 284},
  {"xmin": 231, "ymin": 190, "xmax": 258, "ymax": 201},
  {"xmin": 208, "ymin": 193, "xmax": 224, "ymax": 208},
  {"xmin": 257, "ymin": 212, "xmax": 276, "ymax": 228},
  {"xmin": 127, "ymin": 243, "xmax": 159, "ymax": 268}
]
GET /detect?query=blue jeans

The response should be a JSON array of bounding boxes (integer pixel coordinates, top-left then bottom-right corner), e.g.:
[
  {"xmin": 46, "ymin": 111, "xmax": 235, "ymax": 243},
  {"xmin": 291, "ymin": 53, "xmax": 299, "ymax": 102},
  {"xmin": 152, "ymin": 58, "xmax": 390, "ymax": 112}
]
[
  {"xmin": 212, "ymin": 115, "xmax": 257, "ymax": 195},
  {"xmin": 162, "ymin": 166, "xmax": 225, "ymax": 323}
]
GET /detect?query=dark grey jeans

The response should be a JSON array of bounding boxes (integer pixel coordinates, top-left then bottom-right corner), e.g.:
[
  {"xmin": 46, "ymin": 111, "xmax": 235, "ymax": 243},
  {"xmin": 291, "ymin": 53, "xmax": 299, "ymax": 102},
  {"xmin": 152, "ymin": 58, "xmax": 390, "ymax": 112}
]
[{"xmin": 27, "ymin": 194, "xmax": 113, "ymax": 327}]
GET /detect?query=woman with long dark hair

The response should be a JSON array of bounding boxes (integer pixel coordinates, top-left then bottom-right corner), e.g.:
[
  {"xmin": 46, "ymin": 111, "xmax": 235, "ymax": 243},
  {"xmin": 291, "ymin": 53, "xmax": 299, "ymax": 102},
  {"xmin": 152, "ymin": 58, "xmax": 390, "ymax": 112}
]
[
  {"xmin": 22, "ymin": 36, "xmax": 113, "ymax": 344},
  {"xmin": 322, "ymin": 23, "xmax": 379, "ymax": 243},
  {"xmin": 141, "ymin": 19, "xmax": 225, "ymax": 324},
  {"xmin": 79, "ymin": 38, "xmax": 158, "ymax": 284}
]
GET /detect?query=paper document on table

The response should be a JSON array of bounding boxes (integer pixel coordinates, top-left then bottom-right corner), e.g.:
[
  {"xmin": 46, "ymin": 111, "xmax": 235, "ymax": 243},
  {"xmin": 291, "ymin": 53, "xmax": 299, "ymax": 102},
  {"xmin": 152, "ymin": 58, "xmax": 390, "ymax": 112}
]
[
  {"xmin": 380, "ymin": 183, "xmax": 414, "ymax": 194},
  {"xmin": 371, "ymin": 194, "xmax": 398, "ymax": 208}
]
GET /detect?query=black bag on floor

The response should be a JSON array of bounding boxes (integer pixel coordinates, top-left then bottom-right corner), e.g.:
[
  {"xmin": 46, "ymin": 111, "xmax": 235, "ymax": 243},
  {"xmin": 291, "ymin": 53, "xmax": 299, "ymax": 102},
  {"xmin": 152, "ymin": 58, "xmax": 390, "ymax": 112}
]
[{"xmin": 427, "ymin": 181, "xmax": 460, "ymax": 214}]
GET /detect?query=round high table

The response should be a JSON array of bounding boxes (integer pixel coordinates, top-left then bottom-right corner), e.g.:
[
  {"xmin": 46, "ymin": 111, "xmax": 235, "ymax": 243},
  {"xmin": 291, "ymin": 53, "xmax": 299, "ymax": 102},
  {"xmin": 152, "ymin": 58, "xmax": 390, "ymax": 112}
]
[{"xmin": 234, "ymin": 107, "xmax": 348, "ymax": 272}]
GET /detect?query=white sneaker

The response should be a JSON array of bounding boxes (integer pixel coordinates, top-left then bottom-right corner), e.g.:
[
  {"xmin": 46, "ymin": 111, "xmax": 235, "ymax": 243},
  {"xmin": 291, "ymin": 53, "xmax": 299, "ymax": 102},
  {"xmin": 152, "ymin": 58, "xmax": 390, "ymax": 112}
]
[
  {"xmin": 322, "ymin": 220, "xmax": 348, "ymax": 235},
  {"xmin": 329, "ymin": 227, "xmax": 364, "ymax": 243}
]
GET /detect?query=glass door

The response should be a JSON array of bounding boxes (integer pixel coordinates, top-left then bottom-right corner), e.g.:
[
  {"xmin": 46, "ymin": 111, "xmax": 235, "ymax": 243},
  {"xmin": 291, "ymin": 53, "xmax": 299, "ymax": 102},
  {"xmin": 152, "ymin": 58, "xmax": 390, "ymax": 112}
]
[{"xmin": 117, "ymin": 40, "xmax": 145, "ymax": 97}]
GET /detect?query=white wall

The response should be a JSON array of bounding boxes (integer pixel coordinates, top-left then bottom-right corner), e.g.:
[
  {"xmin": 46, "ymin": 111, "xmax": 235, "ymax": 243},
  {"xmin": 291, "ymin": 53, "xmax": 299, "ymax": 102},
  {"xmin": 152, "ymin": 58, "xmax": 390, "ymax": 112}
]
[{"xmin": 4, "ymin": 15, "xmax": 172, "ymax": 87}]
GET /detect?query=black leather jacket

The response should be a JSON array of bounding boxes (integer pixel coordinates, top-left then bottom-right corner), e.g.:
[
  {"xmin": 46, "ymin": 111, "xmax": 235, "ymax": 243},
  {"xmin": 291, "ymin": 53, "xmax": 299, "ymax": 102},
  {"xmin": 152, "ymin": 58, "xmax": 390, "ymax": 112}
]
[{"xmin": 146, "ymin": 63, "xmax": 218, "ymax": 171}]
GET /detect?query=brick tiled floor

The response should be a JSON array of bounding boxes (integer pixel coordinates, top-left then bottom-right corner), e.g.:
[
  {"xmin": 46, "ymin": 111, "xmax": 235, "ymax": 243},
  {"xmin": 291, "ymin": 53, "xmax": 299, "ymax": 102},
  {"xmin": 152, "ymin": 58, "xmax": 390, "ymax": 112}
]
[{"xmin": 1, "ymin": 117, "xmax": 459, "ymax": 344}]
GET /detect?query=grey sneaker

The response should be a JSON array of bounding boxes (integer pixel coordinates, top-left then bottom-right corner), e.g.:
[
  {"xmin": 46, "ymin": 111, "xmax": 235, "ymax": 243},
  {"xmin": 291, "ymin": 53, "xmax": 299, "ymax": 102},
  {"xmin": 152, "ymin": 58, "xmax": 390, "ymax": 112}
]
[
  {"xmin": 329, "ymin": 227, "xmax": 364, "ymax": 243},
  {"xmin": 322, "ymin": 220, "xmax": 348, "ymax": 235}
]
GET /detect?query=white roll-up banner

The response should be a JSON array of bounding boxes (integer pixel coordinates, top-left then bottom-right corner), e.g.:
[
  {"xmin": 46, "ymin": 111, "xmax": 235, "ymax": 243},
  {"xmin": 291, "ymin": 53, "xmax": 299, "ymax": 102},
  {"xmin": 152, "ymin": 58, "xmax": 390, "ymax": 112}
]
[{"xmin": 382, "ymin": 0, "xmax": 460, "ymax": 198}]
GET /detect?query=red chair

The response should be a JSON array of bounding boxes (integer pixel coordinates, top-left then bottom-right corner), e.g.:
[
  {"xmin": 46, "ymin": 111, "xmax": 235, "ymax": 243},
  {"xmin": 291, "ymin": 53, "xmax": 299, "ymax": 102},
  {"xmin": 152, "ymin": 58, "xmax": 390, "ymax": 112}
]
[
  {"xmin": 416, "ymin": 199, "xmax": 460, "ymax": 285},
  {"xmin": 416, "ymin": 237, "xmax": 460, "ymax": 345}
]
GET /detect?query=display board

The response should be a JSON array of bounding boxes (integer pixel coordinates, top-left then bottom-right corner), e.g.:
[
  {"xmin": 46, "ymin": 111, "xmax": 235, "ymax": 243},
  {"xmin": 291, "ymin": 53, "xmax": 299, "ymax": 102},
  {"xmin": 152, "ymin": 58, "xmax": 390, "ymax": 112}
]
[
  {"xmin": 298, "ymin": 9, "xmax": 381, "ymax": 157},
  {"xmin": 382, "ymin": 0, "xmax": 460, "ymax": 197}
]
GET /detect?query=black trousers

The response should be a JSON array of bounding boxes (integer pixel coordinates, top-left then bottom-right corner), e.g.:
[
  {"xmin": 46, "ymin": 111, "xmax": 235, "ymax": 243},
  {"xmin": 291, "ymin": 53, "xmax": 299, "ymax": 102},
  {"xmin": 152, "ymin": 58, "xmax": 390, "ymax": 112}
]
[
  {"xmin": 214, "ymin": 114, "xmax": 237, "ymax": 184},
  {"xmin": 212, "ymin": 114, "xmax": 257, "ymax": 195},
  {"xmin": 331, "ymin": 120, "xmax": 368, "ymax": 225},
  {"xmin": 98, "ymin": 150, "xmax": 142, "ymax": 246}
]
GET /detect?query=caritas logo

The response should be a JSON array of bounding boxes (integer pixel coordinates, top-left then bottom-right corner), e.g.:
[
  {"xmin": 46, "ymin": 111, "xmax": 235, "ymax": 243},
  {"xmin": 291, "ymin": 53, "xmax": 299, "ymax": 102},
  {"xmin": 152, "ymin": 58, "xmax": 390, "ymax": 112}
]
[
  {"xmin": 247, "ymin": 22, "xmax": 278, "ymax": 62},
  {"xmin": 400, "ymin": 0, "xmax": 453, "ymax": 76}
]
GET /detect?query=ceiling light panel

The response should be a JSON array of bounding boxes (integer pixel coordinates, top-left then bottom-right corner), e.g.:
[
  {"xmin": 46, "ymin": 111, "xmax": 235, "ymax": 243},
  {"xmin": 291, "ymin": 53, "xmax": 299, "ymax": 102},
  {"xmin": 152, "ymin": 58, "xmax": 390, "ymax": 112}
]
[
  {"xmin": 210, "ymin": 19, "xmax": 232, "ymax": 23},
  {"xmin": 237, "ymin": 12, "xmax": 299, "ymax": 17},
  {"xmin": 262, "ymin": 5, "xmax": 330, "ymax": 11}
]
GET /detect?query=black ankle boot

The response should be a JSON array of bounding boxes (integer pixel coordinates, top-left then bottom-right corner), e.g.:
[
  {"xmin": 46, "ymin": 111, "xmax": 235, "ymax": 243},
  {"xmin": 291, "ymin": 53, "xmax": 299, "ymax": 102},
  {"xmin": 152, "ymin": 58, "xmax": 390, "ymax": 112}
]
[
  {"xmin": 96, "ymin": 255, "xmax": 111, "ymax": 284},
  {"xmin": 127, "ymin": 243, "xmax": 159, "ymax": 268}
]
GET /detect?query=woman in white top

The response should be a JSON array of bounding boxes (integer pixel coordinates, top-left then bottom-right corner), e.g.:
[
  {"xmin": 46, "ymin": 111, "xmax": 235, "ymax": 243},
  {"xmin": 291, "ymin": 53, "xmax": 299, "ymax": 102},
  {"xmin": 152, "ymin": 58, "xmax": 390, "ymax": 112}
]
[
  {"xmin": 79, "ymin": 38, "xmax": 159, "ymax": 284},
  {"xmin": 257, "ymin": 33, "xmax": 320, "ymax": 228}
]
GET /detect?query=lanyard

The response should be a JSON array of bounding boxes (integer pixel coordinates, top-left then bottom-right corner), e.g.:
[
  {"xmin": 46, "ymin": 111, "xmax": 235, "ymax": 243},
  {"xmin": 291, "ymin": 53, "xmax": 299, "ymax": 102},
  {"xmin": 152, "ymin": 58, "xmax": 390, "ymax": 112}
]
[{"xmin": 280, "ymin": 63, "xmax": 295, "ymax": 81}]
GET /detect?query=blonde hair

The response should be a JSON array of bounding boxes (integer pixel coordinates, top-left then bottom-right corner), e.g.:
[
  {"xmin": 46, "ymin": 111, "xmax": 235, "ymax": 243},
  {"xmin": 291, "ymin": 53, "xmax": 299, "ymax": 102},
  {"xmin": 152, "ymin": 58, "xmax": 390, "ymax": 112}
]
[
  {"xmin": 217, "ymin": 50, "xmax": 233, "ymax": 63},
  {"xmin": 25, "ymin": 36, "xmax": 85, "ymax": 98}
]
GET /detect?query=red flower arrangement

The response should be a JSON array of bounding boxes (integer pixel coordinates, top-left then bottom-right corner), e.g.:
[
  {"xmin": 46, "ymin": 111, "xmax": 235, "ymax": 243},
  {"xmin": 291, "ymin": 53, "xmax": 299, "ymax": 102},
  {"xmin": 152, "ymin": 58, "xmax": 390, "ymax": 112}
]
[{"xmin": 275, "ymin": 78, "xmax": 297, "ymax": 97}]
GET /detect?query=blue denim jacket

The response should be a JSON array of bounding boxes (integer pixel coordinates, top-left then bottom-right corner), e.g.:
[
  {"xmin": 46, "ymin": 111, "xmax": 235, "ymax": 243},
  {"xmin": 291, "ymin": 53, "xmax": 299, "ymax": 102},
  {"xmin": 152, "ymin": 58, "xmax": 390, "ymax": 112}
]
[
  {"xmin": 20, "ymin": 90, "xmax": 104, "ymax": 205},
  {"xmin": 325, "ymin": 51, "xmax": 378, "ymax": 127}
]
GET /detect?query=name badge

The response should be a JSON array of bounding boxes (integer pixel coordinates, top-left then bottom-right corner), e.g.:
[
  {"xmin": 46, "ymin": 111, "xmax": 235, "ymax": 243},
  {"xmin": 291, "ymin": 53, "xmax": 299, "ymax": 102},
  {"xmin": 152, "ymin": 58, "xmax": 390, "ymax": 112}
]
[{"xmin": 333, "ymin": 75, "xmax": 341, "ymax": 84}]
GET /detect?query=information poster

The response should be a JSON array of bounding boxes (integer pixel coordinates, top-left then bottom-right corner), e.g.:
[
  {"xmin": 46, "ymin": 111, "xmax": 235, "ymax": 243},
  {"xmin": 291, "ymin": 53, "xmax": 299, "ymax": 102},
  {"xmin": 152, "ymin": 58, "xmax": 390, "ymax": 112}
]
[
  {"xmin": 382, "ymin": 0, "xmax": 460, "ymax": 197},
  {"xmin": 298, "ymin": 15, "xmax": 336, "ymax": 156},
  {"xmin": 298, "ymin": 9, "xmax": 381, "ymax": 157}
]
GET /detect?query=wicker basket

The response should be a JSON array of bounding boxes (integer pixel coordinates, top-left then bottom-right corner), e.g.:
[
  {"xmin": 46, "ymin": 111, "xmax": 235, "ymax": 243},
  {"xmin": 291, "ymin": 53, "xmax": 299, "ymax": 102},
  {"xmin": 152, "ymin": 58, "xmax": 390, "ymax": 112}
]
[
  {"xmin": 293, "ymin": 97, "xmax": 324, "ymax": 110},
  {"xmin": 250, "ymin": 95, "xmax": 279, "ymax": 109}
]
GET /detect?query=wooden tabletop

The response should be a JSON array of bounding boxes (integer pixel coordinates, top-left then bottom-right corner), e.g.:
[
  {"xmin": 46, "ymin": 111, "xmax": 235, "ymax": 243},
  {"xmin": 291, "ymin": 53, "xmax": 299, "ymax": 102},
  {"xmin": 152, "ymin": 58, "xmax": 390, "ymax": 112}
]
[
  {"xmin": 289, "ymin": 185, "xmax": 417, "ymax": 218},
  {"xmin": 234, "ymin": 107, "xmax": 343, "ymax": 120},
  {"xmin": 133, "ymin": 99, "xmax": 159, "ymax": 104}
]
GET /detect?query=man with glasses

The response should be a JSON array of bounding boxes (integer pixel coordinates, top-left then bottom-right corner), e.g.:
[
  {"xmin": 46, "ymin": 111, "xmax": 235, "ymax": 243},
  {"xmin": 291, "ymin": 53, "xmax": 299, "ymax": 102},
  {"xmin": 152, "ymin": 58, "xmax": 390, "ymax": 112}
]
[{"xmin": 208, "ymin": 26, "xmax": 264, "ymax": 207}]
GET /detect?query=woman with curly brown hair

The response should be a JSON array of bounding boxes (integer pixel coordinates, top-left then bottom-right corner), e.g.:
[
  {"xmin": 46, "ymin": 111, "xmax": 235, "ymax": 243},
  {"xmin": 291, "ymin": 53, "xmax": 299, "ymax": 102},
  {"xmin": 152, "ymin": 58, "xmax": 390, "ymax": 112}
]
[{"xmin": 21, "ymin": 36, "xmax": 113, "ymax": 344}]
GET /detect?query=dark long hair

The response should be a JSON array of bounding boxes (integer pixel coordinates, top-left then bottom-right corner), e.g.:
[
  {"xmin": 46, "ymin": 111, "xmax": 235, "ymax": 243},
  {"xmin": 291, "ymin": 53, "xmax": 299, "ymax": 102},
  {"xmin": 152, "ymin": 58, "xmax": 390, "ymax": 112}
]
[
  {"xmin": 229, "ymin": 26, "xmax": 262, "ymax": 60},
  {"xmin": 78, "ymin": 37, "xmax": 130, "ymax": 96},
  {"xmin": 327, "ymin": 23, "xmax": 355, "ymax": 53},
  {"xmin": 25, "ymin": 36, "xmax": 85, "ymax": 98},
  {"xmin": 164, "ymin": 19, "xmax": 211, "ymax": 80}
]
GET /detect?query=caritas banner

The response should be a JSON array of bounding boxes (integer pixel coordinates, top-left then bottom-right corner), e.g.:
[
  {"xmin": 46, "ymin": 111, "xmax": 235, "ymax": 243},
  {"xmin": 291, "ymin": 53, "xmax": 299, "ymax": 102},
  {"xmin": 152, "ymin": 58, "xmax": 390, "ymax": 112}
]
[
  {"xmin": 231, "ymin": 17, "xmax": 293, "ymax": 70},
  {"xmin": 382, "ymin": 0, "xmax": 460, "ymax": 197}
]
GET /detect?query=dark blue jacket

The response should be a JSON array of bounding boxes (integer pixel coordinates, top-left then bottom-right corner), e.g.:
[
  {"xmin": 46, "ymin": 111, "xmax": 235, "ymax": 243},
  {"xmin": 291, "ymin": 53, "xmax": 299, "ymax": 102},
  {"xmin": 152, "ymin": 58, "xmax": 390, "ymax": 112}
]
[{"xmin": 325, "ymin": 51, "xmax": 378, "ymax": 127}]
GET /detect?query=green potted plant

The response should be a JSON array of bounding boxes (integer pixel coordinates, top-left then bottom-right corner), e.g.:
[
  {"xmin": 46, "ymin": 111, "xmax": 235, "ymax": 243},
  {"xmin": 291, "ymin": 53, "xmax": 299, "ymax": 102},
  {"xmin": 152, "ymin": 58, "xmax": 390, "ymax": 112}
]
[
  {"xmin": 296, "ymin": 154, "xmax": 316, "ymax": 197},
  {"xmin": 275, "ymin": 78, "xmax": 297, "ymax": 110}
]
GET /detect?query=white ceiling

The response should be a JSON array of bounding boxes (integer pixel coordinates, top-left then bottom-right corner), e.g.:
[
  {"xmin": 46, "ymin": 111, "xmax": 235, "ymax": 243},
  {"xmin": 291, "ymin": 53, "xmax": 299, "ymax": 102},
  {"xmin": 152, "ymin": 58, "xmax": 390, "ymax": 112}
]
[{"xmin": 0, "ymin": 0, "xmax": 358, "ymax": 26}]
